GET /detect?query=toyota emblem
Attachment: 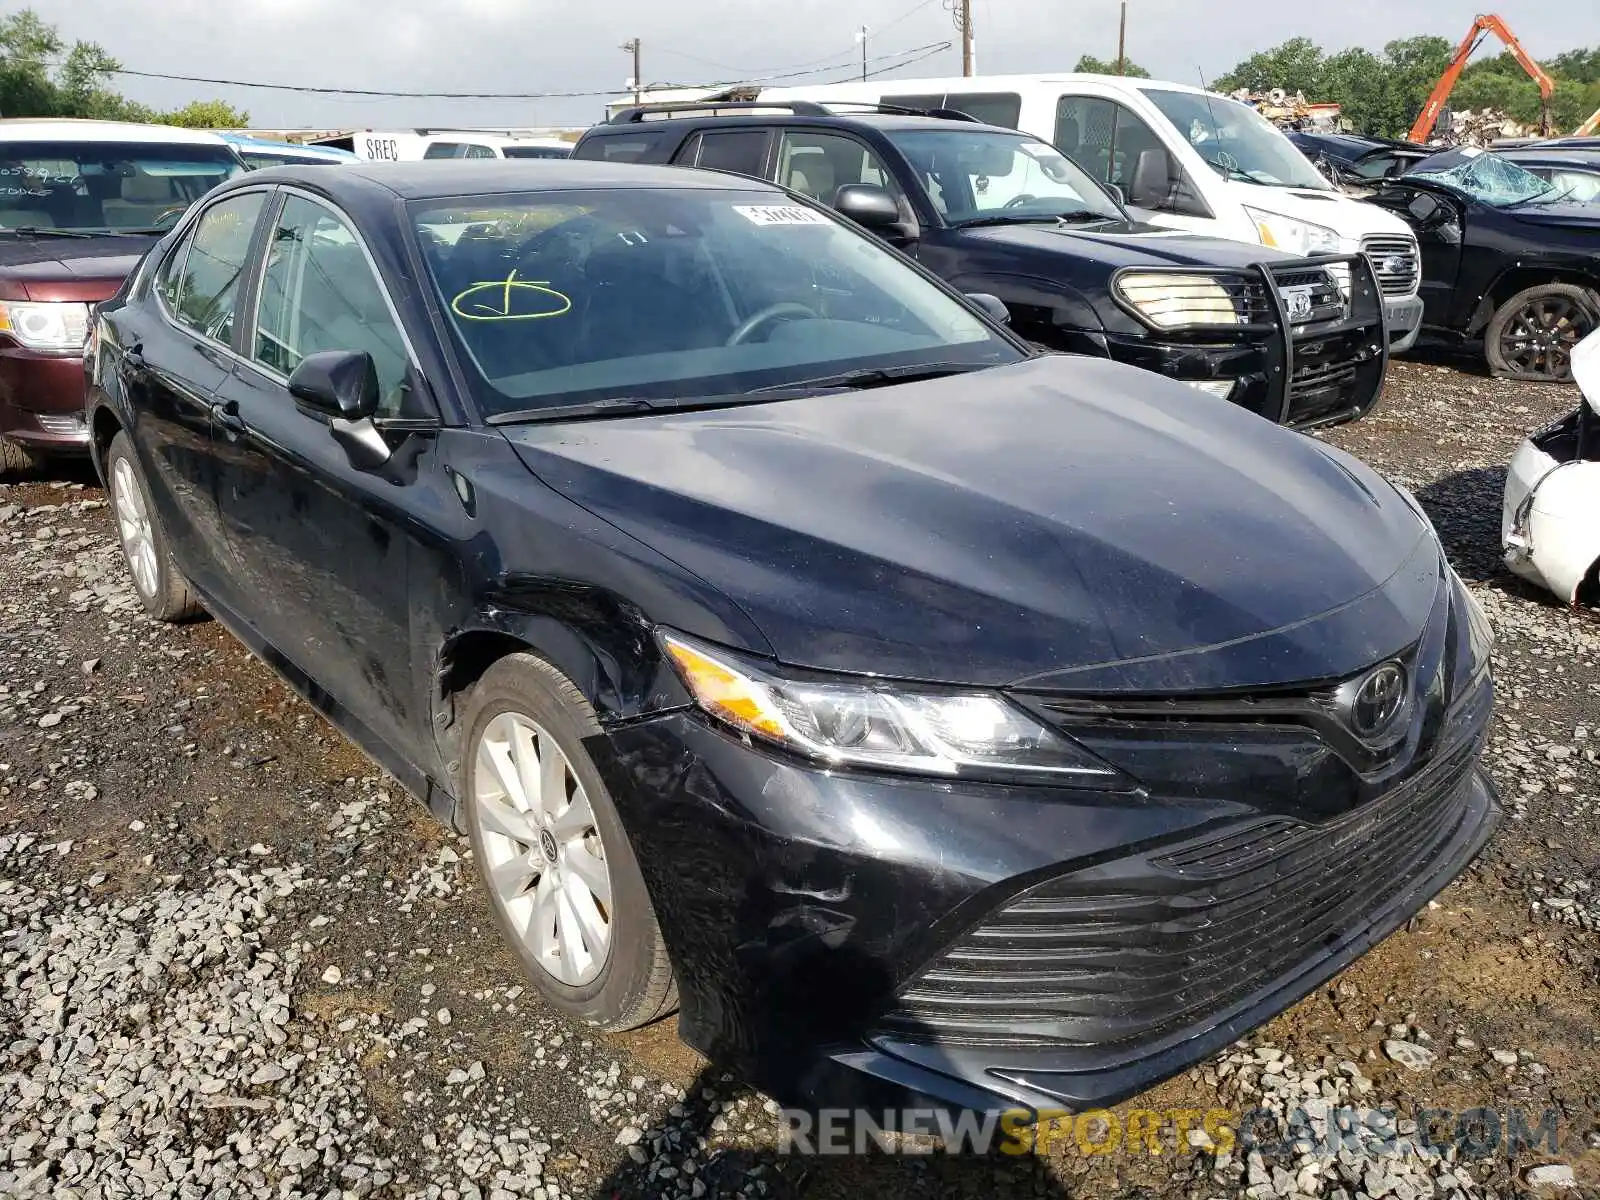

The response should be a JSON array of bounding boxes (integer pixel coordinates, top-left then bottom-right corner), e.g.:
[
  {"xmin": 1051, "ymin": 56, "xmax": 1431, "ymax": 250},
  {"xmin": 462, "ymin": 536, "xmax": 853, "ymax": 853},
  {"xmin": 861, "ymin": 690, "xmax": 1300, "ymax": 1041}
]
[
  {"xmin": 1381, "ymin": 255, "xmax": 1409, "ymax": 275},
  {"xmin": 1348, "ymin": 662, "xmax": 1408, "ymax": 740}
]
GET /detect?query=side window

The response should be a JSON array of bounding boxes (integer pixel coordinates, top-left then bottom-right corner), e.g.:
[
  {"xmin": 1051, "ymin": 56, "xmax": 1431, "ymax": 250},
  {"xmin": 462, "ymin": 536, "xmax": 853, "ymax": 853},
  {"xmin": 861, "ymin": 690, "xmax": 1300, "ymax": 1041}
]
[
  {"xmin": 775, "ymin": 131, "xmax": 898, "ymax": 205},
  {"xmin": 685, "ymin": 129, "xmax": 769, "ymax": 177},
  {"xmin": 1054, "ymin": 95, "xmax": 1117, "ymax": 179},
  {"xmin": 589, "ymin": 135, "xmax": 659, "ymax": 162},
  {"xmin": 424, "ymin": 142, "xmax": 466, "ymax": 160},
  {"xmin": 882, "ymin": 93, "xmax": 946, "ymax": 114},
  {"xmin": 169, "ymin": 192, "xmax": 267, "ymax": 345},
  {"xmin": 941, "ymin": 92, "xmax": 1022, "ymax": 128},
  {"xmin": 465, "ymin": 143, "xmax": 497, "ymax": 159},
  {"xmin": 253, "ymin": 195, "xmax": 412, "ymax": 417}
]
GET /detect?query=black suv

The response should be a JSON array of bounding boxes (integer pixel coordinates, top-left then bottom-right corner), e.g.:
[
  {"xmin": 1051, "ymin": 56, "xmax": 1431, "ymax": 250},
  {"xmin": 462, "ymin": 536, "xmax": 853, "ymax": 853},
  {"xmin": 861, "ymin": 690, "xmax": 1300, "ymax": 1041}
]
[{"xmin": 575, "ymin": 103, "xmax": 1388, "ymax": 429}]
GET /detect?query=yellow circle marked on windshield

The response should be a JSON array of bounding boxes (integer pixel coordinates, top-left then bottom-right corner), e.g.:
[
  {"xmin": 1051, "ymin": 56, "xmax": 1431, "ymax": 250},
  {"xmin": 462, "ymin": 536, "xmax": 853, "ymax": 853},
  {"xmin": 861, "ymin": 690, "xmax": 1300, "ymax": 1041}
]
[{"xmin": 452, "ymin": 268, "xmax": 572, "ymax": 321}]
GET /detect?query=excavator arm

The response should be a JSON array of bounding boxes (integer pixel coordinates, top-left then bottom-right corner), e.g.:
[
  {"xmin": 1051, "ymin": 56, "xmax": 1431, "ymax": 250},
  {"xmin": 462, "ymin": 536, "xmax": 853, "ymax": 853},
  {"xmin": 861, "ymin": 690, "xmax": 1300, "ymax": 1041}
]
[
  {"xmin": 1577, "ymin": 106, "xmax": 1600, "ymax": 137},
  {"xmin": 1408, "ymin": 13, "xmax": 1555, "ymax": 144}
]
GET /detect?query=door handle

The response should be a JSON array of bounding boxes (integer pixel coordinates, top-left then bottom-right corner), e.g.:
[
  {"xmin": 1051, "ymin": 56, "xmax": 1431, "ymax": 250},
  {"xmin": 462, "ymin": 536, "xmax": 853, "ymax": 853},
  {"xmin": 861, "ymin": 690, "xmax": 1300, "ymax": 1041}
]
[{"xmin": 211, "ymin": 397, "xmax": 247, "ymax": 435}]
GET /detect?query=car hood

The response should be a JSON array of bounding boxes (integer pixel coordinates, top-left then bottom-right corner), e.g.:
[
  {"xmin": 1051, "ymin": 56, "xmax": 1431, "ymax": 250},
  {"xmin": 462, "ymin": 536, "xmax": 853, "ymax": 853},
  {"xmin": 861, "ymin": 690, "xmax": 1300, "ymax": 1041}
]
[
  {"xmin": 0, "ymin": 234, "xmax": 153, "ymax": 302},
  {"xmin": 961, "ymin": 221, "xmax": 1298, "ymax": 270},
  {"xmin": 504, "ymin": 356, "xmax": 1440, "ymax": 692},
  {"xmin": 1220, "ymin": 182, "xmax": 1411, "ymax": 239}
]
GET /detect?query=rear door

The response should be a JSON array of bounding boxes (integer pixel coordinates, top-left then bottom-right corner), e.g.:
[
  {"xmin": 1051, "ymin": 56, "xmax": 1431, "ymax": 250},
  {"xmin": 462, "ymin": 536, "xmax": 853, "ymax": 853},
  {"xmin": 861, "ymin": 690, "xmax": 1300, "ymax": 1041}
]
[
  {"xmin": 211, "ymin": 189, "xmax": 434, "ymax": 759},
  {"xmin": 123, "ymin": 188, "xmax": 271, "ymax": 603}
]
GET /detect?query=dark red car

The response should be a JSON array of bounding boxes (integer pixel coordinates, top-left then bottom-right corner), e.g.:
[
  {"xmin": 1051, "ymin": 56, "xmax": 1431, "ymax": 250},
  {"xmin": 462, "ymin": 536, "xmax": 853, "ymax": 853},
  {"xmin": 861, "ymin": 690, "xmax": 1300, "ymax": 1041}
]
[{"xmin": 0, "ymin": 120, "xmax": 243, "ymax": 475}]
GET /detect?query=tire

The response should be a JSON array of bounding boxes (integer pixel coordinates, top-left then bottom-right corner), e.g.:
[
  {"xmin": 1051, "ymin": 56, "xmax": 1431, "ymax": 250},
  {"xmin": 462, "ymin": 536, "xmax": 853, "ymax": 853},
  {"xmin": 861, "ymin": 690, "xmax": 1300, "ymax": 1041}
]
[
  {"xmin": 460, "ymin": 652, "xmax": 676, "ymax": 1031},
  {"xmin": 104, "ymin": 431, "xmax": 203, "ymax": 622},
  {"xmin": 0, "ymin": 436, "xmax": 38, "ymax": 478},
  {"xmin": 1484, "ymin": 284, "xmax": 1598, "ymax": 382}
]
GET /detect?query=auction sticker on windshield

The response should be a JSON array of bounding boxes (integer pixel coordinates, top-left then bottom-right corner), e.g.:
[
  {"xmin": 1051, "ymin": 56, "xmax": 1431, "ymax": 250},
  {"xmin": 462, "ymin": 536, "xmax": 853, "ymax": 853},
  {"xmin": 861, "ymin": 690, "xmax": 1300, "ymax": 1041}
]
[{"xmin": 734, "ymin": 205, "xmax": 831, "ymax": 226}]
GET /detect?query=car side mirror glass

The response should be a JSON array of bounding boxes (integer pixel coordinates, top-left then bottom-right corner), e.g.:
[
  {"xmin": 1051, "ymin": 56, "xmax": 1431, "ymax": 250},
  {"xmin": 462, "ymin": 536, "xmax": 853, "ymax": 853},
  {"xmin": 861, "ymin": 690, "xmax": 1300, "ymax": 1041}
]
[
  {"xmin": 1129, "ymin": 149, "xmax": 1172, "ymax": 208},
  {"xmin": 964, "ymin": 293, "xmax": 1011, "ymax": 326},
  {"xmin": 288, "ymin": 349, "xmax": 380, "ymax": 421},
  {"xmin": 832, "ymin": 183, "xmax": 901, "ymax": 231}
]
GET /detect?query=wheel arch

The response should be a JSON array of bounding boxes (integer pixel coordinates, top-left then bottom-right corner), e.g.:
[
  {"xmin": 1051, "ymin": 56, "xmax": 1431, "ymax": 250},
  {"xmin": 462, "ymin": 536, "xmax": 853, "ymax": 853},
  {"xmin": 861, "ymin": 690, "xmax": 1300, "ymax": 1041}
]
[
  {"xmin": 88, "ymin": 400, "xmax": 123, "ymax": 485},
  {"xmin": 1468, "ymin": 266, "xmax": 1600, "ymax": 337},
  {"xmin": 430, "ymin": 591, "xmax": 691, "ymax": 828}
]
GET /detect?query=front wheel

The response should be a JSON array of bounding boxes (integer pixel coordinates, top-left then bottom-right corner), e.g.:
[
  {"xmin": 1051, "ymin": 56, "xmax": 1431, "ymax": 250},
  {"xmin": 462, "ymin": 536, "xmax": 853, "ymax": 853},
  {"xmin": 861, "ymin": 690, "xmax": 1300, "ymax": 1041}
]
[
  {"xmin": 460, "ymin": 652, "xmax": 676, "ymax": 1031},
  {"xmin": 1484, "ymin": 284, "xmax": 1597, "ymax": 382}
]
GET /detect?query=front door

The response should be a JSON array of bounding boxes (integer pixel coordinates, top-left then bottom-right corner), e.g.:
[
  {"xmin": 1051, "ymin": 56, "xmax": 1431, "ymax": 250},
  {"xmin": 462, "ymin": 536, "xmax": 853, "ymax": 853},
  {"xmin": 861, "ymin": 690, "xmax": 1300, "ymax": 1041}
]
[
  {"xmin": 119, "ymin": 189, "xmax": 269, "ymax": 602},
  {"xmin": 212, "ymin": 190, "xmax": 433, "ymax": 762}
]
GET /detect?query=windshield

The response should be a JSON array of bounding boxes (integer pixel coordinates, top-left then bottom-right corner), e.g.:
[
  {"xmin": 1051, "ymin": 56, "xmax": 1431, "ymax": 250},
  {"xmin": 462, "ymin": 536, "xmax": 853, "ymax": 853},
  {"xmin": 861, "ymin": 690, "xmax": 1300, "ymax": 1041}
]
[
  {"xmin": 1406, "ymin": 150, "xmax": 1556, "ymax": 207},
  {"xmin": 886, "ymin": 129, "xmax": 1122, "ymax": 223},
  {"xmin": 0, "ymin": 141, "xmax": 243, "ymax": 233},
  {"xmin": 1141, "ymin": 88, "xmax": 1330, "ymax": 190},
  {"xmin": 413, "ymin": 188, "xmax": 1018, "ymax": 416}
]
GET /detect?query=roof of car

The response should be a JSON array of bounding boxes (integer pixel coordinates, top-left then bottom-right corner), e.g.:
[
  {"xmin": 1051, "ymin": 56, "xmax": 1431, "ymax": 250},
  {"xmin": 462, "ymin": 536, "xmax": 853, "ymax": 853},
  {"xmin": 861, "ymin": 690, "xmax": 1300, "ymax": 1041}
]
[
  {"xmin": 0, "ymin": 118, "xmax": 232, "ymax": 145},
  {"xmin": 238, "ymin": 159, "xmax": 783, "ymax": 200}
]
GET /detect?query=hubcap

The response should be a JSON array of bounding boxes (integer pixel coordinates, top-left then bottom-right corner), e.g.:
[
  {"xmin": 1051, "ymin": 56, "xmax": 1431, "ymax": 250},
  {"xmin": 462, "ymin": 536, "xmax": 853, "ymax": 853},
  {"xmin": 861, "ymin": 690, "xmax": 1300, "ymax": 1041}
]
[
  {"xmin": 1501, "ymin": 297, "xmax": 1593, "ymax": 380},
  {"xmin": 472, "ymin": 711, "xmax": 613, "ymax": 986},
  {"xmin": 111, "ymin": 458, "xmax": 158, "ymax": 599}
]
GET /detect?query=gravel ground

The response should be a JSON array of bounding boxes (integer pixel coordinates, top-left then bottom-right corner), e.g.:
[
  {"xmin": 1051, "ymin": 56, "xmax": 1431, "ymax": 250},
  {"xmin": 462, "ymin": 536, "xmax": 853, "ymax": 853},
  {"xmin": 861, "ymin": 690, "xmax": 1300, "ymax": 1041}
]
[{"xmin": 1, "ymin": 358, "xmax": 1597, "ymax": 1200}]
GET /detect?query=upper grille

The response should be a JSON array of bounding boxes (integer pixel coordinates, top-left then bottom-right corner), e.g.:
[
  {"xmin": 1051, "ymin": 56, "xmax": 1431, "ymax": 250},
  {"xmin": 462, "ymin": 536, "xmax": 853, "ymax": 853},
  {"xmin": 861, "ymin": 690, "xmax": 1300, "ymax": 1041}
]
[
  {"xmin": 877, "ymin": 721, "xmax": 1482, "ymax": 1050},
  {"xmin": 1361, "ymin": 235, "xmax": 1420, "ymax": 297},
  {"xmin": 1271, "ymin": 268, "xmax": 1346, "ymax": 325}
]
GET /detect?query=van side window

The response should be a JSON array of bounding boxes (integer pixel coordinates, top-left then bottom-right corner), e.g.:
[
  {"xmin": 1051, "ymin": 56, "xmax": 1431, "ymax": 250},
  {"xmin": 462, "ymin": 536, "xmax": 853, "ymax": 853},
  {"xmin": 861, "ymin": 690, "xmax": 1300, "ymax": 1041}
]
[
  {"xmin": 465, "ymin": 143, "xmax": 497, "ymax": 159},
  {"xmin": 941, "ymin": 92, "xmax": 1021, "ymax": 128},
  {"xmin": 1055, "ymin": 95, "xmax": 1207, "ymax": 217},
  {"xmin": 424, "ymin": 142, "xmax": 466, "ymax": 159}
]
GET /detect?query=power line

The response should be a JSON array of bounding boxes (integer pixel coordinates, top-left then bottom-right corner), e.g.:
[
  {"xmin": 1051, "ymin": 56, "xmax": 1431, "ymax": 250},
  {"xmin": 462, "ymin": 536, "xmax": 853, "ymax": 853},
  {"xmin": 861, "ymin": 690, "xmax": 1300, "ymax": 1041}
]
[
  {"xmin": 94, "ymin": 40, "xmax": 952, "ymax": 100},
  {"xmin": 821, "ymin": 41, "xmax": 951, "ymax": 84}
]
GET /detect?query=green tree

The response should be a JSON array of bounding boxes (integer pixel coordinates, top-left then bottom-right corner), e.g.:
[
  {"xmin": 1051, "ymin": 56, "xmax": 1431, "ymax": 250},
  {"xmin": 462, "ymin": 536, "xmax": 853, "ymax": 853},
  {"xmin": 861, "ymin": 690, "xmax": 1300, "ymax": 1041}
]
[
  {"xmin": 0, "ymin": 9, "xmax": 65, "ymax": 117},
  {"xmin": 155, "ymin": 99, "xmax": 250, "ymax": 128},
  {"xmin": 1213, "ymin": 37, "xmax": 1326, "ymax": 95},
  {"xmin": 1074, "ymin": 53, "xmax": 1150, "ymax": 78}
]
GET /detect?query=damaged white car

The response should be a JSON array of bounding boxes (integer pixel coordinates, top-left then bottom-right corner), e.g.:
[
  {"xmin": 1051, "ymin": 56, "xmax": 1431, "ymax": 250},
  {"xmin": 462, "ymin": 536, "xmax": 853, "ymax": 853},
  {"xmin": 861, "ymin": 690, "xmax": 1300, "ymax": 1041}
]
[{"xmin": 1502, "ymin": 329, "xmax": 1600, "ymax": 605}]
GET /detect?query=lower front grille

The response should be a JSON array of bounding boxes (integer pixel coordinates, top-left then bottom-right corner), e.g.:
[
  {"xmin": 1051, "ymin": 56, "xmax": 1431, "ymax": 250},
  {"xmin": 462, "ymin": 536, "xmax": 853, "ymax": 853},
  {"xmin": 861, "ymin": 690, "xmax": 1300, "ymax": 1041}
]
[{"xmin": 878, "ymin": 723, "xmax": 1484, "ymax": 1050}]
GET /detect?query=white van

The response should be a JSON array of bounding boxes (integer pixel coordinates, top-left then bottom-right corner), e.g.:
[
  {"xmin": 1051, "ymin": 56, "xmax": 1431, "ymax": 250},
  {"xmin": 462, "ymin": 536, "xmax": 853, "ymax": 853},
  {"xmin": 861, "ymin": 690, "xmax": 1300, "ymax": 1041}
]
[
  {"xmin": 310, "ymin": 130, "xmax": 573, "ymax": 163},
  {"xmin": 757, "ymin": 74, "xmax": 1425, "ymax": 351}
]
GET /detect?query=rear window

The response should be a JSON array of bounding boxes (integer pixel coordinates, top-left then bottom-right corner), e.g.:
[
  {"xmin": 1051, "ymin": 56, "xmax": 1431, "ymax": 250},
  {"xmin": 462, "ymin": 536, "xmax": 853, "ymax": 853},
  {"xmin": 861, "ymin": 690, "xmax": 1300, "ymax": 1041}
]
[
  {"xmin": 0, "ymin": 140, "xmax": 243, "ymax": 233},
  {"xmin": 575, "ymin": 132, "xmax": 667, "ymax": 163}
]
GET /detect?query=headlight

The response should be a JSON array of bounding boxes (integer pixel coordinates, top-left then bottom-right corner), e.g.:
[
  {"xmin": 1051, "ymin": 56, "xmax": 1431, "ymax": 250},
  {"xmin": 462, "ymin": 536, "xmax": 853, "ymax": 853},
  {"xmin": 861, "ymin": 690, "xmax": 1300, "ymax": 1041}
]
[
  {"xmin": 1244, "ymin": 207, "xmax": 1341, "ymax": 256},
  {"xmin": 0, "ymin": 300, "xmax": 91, "ymax": 352},
  {"xmin": 1114, "ymin": 271, "xmax": 1246, "ymax": 330},
  {"xmin": 1450, "ymin": 569, "xmax": 1493, "ymax": 680},
  {"xmin": 661, "ymin": 632, "xmax": 1124, "ymax": 784}
]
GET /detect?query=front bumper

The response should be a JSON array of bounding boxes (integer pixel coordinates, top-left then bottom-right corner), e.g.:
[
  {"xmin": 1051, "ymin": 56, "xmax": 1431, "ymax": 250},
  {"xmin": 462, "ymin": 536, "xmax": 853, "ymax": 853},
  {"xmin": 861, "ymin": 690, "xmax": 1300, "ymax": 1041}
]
[
  {"xmin": 1502, "ymin": 407, "xmax": 1600, "ymax": 603},
  {"xmin": 1102, "ymin": 254, "xmax": 1388, "ymax": 430},
  {"xmin": 1385, "ymin": 294, "xmax": 1424, "ymax": 354},
  {"xmin": 593, "ymin": 653, "xmax": 1498, "ymax": 1116},
  {"xmin": 0, "ymin": 344, "xmax": 91, "ymax": 453}
]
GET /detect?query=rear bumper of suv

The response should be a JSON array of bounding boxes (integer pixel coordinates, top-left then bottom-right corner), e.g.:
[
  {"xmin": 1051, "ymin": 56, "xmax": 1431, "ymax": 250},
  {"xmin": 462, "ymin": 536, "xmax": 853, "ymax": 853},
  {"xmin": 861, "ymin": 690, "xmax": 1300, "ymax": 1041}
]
[
  {"xmin": 0, "ymin": 344, "xmax": 91, "ymax": 453},
  {"xmin": 591, "ymin": 639, "xmax": 1497, "ymax": 1118}
]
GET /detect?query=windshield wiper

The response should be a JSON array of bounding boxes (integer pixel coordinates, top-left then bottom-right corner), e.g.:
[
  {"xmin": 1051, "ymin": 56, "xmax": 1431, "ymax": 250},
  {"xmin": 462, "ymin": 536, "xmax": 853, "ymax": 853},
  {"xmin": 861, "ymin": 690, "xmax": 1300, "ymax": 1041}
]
[
  {"xmin": 956, "ymin": 211, "xmax": 1109, "ymax": 228},
  {"xmin": 486, "ymin": 396, "xmax": 658, "ymax": 425},
  {"xmin": 751, "ymin": 362, "xmax": 990, "ymax": 393},
  {"xmin": 0, "ymin": 226, "xmax": 96, "ymax": 239}
]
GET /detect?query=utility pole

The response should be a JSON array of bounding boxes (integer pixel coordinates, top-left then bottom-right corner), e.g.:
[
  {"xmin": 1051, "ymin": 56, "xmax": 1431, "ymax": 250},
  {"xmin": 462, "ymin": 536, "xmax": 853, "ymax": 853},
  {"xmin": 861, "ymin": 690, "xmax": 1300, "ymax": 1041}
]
[
  {"xmin": 1116, "ymin": 1, "xmax": 1127, "ymax": 74},
  {"xmin": 621, "ymin": 39, "xmax": 641, "ymax": 105},
  {"xmin": 857, "ymin": 26, "xmax": 868, "ymax": 81},
  {"xmin": 961, "ymin": 0, "xmax": 973, "ymax": 75}
]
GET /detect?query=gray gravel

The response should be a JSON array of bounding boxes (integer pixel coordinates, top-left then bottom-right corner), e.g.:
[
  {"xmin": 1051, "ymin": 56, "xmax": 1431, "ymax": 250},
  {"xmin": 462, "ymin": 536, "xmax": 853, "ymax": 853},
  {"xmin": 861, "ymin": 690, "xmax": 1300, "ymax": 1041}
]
[{"xmin": 1, "ymin": 359, "xmax": 1597, "ymax": 1199}]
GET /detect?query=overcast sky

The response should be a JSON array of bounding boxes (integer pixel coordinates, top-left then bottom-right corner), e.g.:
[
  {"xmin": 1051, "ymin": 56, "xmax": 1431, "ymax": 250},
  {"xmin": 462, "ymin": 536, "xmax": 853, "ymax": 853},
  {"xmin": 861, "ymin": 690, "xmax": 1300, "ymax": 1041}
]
[{"xmin": 54, "ymin": 0, "xmax": 1599, "ymax": 131}]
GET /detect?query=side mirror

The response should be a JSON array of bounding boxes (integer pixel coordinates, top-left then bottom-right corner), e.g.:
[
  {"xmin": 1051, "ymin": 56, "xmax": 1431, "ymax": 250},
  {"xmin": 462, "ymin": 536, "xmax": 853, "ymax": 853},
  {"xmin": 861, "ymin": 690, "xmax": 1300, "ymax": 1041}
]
[
  {"xmin": 1406, "ymin": 191, "xmax": 1445, "ymax": 226},
  {"xmin": 965, "ymin": 293, "xmax": 1011, "ymax": 326},
  {"xmin": 287, "ymin": 349, "xmax": 379, "ymax": 420},
  {"xmin": 1129, "ymin": 148, "xmax": 1172, "ymax": 208},
  {"xmin": 287, "ymin": 349, "xmax": 391, "ymax": 471},
  {"xmin": 832, "ymin": 183, "xmax": 901, "ymax": 231}
]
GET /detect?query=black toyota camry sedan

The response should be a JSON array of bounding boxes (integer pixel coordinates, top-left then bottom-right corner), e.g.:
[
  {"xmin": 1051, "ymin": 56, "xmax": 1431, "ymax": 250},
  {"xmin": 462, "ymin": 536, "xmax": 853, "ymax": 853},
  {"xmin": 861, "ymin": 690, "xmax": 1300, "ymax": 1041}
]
[{"xmin": 85, "ymin": 161, "xmax": 1499, "ymax": 1117}]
